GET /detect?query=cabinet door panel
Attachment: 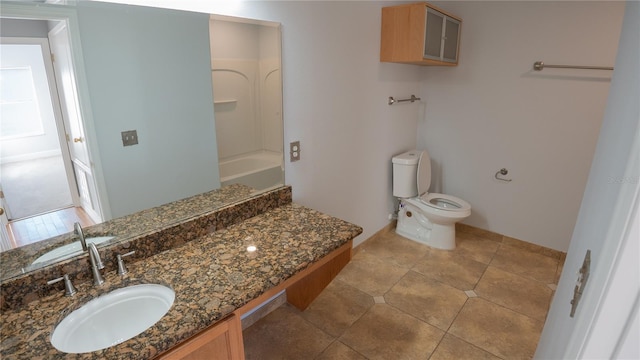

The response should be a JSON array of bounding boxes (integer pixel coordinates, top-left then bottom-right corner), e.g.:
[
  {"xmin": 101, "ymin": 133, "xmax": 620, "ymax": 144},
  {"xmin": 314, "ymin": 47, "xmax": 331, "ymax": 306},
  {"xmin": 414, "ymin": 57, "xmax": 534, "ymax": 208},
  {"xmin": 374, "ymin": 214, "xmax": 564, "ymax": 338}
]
[
  {"xmin": 424, "ymin": 8, "xmax": 444, "ymax": 59},
  {"xmin": 158, "ymin": 314, "xmax": 244, "ymax": 360},
  {"xmin": 443, "ymin": 18, "xmax": 460, "ymax": 62}
]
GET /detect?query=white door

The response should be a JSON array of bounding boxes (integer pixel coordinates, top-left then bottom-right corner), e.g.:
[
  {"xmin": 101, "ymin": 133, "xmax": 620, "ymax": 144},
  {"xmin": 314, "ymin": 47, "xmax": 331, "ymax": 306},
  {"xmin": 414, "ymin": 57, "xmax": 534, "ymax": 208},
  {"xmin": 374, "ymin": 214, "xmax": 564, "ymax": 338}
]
[
  {"xmin": 0, "ymin": 37, "xmax": 79, "ymax": 218},
  {"xmin": 48, "ymin": 21, "xmax": 101, "ymax": 223},
  {"xmin": 535, "ymin": 2, "xmax": 640, "ymax": 358}
]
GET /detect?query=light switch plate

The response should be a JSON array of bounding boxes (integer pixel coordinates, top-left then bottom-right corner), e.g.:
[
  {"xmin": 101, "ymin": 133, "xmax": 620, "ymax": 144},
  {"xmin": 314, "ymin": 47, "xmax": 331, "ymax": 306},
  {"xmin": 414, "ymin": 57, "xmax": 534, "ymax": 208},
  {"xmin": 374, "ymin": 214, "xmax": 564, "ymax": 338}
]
[{"xmin": 121, "ymin": 130, "xmax": 138, "ymax": 146}]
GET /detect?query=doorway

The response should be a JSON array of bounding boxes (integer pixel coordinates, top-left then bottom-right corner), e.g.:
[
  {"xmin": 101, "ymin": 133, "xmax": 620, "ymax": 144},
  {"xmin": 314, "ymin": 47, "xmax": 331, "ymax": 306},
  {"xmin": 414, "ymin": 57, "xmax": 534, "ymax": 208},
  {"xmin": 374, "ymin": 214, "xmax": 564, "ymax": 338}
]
[
  {"xmin": 0, "ymin": 17, "xmax": 101, "ymax": 249},
  {"xmin": 0, "ymin": 39, "xmax": 75, "ymax": 219}
]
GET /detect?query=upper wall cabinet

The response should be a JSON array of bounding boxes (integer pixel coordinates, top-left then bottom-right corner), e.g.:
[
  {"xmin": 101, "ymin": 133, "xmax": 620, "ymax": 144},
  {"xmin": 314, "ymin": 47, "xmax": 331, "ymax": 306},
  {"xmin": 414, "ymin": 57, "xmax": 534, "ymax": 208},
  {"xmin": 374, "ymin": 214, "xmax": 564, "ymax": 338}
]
[{"xmin": 380, "ymin": 2, "xmax": 462, "ymax": 66}]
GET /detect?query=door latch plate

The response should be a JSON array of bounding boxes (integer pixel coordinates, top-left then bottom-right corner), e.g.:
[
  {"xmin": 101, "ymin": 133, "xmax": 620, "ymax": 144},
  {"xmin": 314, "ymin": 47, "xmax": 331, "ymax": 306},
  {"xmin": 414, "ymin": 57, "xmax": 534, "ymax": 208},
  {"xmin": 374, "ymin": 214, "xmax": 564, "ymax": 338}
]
[{"xmin": 570, "ymin": 249, "xmax": 591, "ymax": 317}]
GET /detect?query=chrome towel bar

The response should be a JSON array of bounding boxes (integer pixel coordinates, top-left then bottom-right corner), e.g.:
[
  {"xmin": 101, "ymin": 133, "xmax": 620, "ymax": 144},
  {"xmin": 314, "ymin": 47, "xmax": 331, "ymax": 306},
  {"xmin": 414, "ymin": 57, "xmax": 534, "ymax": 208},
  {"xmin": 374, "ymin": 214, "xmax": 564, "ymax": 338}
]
[
  {"xmin": 388, "ymin": 95, "xmax": 421, "ymax": 105},
  {"xmin": 533, "ymin": 61, "xmax": 614, "ymax": 71}
]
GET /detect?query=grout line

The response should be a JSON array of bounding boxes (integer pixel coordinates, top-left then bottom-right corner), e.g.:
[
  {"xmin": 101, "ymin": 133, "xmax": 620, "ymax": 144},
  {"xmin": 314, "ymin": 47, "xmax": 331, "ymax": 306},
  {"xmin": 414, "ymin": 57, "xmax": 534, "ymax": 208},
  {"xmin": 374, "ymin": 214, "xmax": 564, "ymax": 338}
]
[{"xmin": 441, "ymin": 333, "xmax": 507, "ymax": 360}]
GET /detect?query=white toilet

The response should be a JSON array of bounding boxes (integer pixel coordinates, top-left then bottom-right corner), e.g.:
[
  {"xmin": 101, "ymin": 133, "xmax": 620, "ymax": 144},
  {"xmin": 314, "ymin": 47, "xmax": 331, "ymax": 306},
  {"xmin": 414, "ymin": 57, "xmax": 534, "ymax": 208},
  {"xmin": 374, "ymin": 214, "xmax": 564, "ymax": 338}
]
[{"xmin": 392, "ymin": 149, "xmax": 471, "ymax": 250}]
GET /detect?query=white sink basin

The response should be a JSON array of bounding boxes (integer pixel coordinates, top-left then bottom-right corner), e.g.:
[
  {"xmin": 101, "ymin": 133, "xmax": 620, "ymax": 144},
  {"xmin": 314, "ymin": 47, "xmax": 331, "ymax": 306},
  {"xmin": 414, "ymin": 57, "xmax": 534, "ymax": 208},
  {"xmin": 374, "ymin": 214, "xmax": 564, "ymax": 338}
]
[
  {"xmin": 32, "ymin": 236, "xmax": 115, "ymax": 266},
  {"xmin": 50, "ymin": 284, "xmax": 175, "ymax": 354}
]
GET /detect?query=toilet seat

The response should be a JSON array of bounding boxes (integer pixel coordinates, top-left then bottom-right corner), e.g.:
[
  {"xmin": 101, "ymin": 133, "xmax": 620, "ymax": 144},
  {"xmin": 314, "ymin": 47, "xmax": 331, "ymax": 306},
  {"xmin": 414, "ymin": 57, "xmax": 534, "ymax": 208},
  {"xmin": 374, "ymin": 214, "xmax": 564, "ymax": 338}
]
[{"xmin": 418, "ymin": 193, "xmax": 471, "ymax": 212}]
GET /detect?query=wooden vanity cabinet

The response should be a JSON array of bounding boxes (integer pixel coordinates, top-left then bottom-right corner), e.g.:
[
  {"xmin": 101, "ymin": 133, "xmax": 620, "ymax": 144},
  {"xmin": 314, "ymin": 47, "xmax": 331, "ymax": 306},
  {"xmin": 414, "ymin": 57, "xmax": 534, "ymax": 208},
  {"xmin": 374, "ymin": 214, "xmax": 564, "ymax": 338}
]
[
  {"xmin": 158, "ymin": 314, "xmax": 244, "ymax": 360},
  {"xmin": 380, "ymin": 2, "xmax": 462, "ymax": 66},
  {"xmin": 155, "ymin": 241, "xmax": 353, "ymax": 360}
]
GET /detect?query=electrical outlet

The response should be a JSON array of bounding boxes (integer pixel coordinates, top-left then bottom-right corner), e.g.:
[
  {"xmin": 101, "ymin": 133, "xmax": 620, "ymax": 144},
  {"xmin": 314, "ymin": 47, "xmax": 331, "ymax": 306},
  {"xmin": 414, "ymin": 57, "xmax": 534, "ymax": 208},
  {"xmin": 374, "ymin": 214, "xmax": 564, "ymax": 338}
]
[
  {"xmin": 290, "ymin": 141, "xmax": 300, "ymax": 162},
  {"xmin": 121, "ymin": 130, "xmax": 139, "ymax": 146}
]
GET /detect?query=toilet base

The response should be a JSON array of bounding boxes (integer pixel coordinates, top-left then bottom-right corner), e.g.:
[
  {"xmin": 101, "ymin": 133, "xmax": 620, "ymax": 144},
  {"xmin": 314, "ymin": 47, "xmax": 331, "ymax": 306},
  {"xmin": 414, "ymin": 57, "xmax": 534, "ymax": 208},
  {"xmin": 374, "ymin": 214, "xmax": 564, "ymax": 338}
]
[
  {"xmin": 395, "ymin": 222, "xmax": 456, "ymax": 250},
  {"xmin": 396, "ymin": 202, "xmax": 457, "ymax": 250}
]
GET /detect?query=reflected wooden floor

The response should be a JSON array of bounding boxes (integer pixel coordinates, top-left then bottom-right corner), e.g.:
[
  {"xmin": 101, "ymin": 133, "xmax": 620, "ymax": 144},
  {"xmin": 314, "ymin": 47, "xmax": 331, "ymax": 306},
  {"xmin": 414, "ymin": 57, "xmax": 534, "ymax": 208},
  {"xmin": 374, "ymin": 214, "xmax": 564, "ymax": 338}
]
[{"xmin": 6, "ymin": 207, "xmax": 94, "ymax": 248}]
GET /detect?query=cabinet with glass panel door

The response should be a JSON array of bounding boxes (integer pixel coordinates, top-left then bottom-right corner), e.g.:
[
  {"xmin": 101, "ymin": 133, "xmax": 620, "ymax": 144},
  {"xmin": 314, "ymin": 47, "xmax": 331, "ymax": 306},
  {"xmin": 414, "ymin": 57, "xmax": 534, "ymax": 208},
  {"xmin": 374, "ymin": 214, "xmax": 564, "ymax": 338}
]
[{"xmin": 380, "ymin": 2, "xmax": 462, "ymax": 66}]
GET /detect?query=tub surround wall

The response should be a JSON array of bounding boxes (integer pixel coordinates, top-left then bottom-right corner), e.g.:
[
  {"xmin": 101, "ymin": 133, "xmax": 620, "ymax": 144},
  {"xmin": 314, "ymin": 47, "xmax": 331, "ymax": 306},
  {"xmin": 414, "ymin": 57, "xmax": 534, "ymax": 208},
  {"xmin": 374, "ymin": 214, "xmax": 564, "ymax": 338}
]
[
  {"xmin": 0, "ymin": 185, "xmax": 292, "ymax": 311},
  {"xmin": 210, "ymin": 21, "xmax": 283, "ymax": 160},
  {"xmin": 0, "ymin": 201, "xmax": 362, "ymax": 359},
  {"xmin": 219, "ymin": 151, "xmax": 284, "ymax": 191}
]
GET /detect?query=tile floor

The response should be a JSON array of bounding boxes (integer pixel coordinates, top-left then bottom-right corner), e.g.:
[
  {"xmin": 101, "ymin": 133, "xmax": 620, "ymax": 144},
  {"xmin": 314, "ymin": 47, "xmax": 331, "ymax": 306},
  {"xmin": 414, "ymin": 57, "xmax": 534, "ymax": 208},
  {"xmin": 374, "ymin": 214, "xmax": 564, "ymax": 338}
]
[{"xmin": 243, "ymin": 225, "xmax": 565, "ymax": 359}]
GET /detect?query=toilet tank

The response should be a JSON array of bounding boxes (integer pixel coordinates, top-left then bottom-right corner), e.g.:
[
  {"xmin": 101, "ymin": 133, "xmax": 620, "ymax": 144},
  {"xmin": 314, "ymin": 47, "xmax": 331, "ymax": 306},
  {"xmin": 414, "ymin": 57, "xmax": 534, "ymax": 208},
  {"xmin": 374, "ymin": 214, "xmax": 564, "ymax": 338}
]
[{"xmin": 392, "ymin": 150, "xmax": 420, "ymax": 198}]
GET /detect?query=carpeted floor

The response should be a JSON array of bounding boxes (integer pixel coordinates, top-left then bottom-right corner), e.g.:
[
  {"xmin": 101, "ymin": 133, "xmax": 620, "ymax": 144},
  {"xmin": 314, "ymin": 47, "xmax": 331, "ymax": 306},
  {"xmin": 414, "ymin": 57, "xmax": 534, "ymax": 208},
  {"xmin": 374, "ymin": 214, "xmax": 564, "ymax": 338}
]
[{"xmin": 1, "ymin": 155, "xmax": 73, "ymax": 220}]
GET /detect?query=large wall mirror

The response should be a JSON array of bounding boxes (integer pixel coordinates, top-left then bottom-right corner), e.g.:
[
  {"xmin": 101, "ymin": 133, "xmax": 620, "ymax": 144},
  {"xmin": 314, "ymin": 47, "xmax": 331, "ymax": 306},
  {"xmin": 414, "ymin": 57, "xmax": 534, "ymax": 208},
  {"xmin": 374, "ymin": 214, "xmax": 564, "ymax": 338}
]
[{"xmin": 0, "ymin": 1, "xmax": 284, "ymax": 282}]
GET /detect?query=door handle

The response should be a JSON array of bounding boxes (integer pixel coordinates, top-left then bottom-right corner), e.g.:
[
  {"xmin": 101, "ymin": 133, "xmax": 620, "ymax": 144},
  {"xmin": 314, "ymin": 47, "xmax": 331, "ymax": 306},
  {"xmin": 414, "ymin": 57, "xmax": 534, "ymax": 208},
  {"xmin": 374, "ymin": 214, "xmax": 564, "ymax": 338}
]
[
  {"xmin": 73, "ymin": 137, "xmax": 84, "ymax": 143},
  {"xmin": 0, "ymin": 208, "xmax": 4, "ymax": 216}
]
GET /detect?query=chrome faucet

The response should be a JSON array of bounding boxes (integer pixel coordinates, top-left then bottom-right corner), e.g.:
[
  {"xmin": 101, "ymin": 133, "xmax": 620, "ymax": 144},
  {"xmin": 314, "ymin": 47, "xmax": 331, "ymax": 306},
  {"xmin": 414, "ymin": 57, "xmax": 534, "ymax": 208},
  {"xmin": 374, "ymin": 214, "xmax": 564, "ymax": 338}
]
[
  {"xmin": 74, "ymin": 222, "xmax": 87, "ymax": 251},
  {"xmin": 88, "ymin": 243, "xmax": 105, "ymax": 286}
]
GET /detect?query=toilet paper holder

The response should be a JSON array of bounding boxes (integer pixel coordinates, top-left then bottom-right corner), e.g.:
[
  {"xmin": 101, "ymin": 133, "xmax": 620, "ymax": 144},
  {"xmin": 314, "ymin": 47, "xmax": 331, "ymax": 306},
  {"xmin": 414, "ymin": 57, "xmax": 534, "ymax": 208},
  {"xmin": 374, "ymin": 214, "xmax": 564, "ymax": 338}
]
[{"xmin": 495, "ymin": 168, "xmax": 512, "ymax": 182}]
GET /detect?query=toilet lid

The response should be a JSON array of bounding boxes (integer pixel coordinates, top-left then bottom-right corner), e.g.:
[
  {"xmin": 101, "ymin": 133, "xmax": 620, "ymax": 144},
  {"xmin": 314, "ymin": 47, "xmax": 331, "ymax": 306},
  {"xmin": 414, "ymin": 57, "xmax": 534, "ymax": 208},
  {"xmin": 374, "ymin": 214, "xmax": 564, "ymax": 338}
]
[
  {"xmin": 417, "ymin": 150, "xmax": 431, "ymax": 196},
  {"xmin": 419, "ymin": 193, "xmax": 471, "ymax": 212}
]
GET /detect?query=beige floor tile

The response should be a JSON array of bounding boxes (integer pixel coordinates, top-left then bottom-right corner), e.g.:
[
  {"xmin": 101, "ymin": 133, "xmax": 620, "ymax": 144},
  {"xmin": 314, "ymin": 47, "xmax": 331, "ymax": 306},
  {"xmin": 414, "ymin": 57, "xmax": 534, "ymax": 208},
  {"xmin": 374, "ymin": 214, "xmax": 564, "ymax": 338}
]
[
  {"xmin": 430, "ymin": 334, "xmax": 502, "ymax": 360},
  {"xmin": 243, "ymin": 304, "xmax": 334, "ymax": 360},
  {"xmin": 316, "ymin": 341, "xmax": 368, "ymax": 360},
  {"xmin": 385, "ymin": 271, "xmax": 468, "ymax": 331},
  {"xmin": 475, "ymin": 266, "xmax": 553, "ymax": 321},
  {"xmin": 340, "ymin": 303, "xmax": 444, "ymax": 360},
  {"xmin": 491, "ymin": 244, "xmax": 558, "ymax": 283},
  {"xmin": 412, "ymin": 249, "xmax": 487, "ymax": 291},
  {"xmin": 336, "ymin": 250, "xmax": 409, "ymax": 296},
  {"xmin": 358, "ymin": 231, "xmax": 430, "ymax": 268},
  {"xmin": 298, "ymin": 279, "xmax": 374, "ymax": 337},
  {"xmin": 449, "ymin": 298, "xmax": 544, "ymax": 359},
  {"xmin": 455, "ymin": 232, "xmax": 501, "ymax": 264}
]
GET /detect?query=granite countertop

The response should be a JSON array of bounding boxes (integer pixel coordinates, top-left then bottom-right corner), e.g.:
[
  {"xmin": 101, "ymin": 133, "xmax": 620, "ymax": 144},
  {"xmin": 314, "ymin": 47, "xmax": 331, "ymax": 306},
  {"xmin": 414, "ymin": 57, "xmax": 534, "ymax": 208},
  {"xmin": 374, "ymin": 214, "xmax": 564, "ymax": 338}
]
[
  {"xmin": 0, "ymin": 184, "xmax": 257, "ymax": 281},
  {"xmin": 0, "ymin": 203, "xmax": 362, "ymax": 359}
]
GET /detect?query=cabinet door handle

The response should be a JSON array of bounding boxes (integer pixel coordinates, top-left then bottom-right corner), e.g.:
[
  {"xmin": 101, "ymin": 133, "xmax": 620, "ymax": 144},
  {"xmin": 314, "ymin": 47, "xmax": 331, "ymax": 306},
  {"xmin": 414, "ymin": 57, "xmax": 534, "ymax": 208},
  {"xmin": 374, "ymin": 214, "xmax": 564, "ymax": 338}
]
[{"xmin": 73, "ymin": 137, "xmax": 84, "ymax": 143}]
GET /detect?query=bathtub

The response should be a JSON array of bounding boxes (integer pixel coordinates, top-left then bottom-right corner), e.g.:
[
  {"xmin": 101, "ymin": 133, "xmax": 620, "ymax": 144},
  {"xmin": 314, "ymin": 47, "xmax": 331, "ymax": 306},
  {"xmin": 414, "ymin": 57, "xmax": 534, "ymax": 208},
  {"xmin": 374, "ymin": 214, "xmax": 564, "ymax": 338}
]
[{"xmin": 219, "ymin": 151, "xmax": 284, "ymax": 191}]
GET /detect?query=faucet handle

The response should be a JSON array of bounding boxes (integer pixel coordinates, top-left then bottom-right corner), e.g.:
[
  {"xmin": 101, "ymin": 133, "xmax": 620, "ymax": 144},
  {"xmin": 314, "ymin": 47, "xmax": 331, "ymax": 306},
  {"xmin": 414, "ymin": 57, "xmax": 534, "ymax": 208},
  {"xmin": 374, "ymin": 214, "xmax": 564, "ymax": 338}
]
[
  {"xmin": 47, "ymin": 274, "xmax": 77, "ymax": 297},
  {"xmin": 116, "ymin": 251, "xmax": 136, "ymax": 276}
]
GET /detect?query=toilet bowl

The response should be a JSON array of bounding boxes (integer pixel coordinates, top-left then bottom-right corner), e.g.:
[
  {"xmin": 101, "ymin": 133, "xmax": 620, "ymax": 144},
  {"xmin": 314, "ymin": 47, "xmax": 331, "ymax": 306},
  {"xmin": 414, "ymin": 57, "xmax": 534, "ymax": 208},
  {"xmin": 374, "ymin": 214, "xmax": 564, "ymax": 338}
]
[{"xmin": 392, "ymin": 150, "xmax": 471, "ymax": 250}]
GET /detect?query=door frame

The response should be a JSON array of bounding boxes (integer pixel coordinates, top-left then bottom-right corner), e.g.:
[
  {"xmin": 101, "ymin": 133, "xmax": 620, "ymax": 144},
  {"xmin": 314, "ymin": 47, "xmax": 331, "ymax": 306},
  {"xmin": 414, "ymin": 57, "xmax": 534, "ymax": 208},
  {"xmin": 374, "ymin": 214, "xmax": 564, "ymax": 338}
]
[
  {"xmin": 0, "ymin": 36, "xmax": 82, "ymax": 212},
  {"xmin": 0, "ymin": 183, "xmax": 13, "ymax": 252},
  {"xmin": 0, "ymin": 2, "xmax": 112, "ymax": 221}
]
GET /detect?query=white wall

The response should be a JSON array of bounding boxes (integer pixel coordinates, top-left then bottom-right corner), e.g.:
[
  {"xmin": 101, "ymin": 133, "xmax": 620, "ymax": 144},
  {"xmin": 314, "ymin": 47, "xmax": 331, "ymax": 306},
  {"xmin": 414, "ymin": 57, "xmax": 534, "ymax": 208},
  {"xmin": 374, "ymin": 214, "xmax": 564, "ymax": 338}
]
[
  {"xmin": 536, "ymin": 1, "xmax": 639, "ymax": 356},
  {"xmin": 418, "ymin": 1, "xmax": 625, "ymax": 251},
  {"xmin": 97, "ymin": 1, "xmax": 624, "ymax": 250},
  {"xmin": 77, "ymin": 2, "xmax": 220, "ymax": 218},
  {"xmin": 251, "ymin": 2, "xmax": 423, "ymax": 245},
  {"xmin": 120, "ymin": 0, "xmax": 422, "ymax": 245},
  {"xmin": 0, "ymin": 18, "xmax": 49, "ymax": 38}
]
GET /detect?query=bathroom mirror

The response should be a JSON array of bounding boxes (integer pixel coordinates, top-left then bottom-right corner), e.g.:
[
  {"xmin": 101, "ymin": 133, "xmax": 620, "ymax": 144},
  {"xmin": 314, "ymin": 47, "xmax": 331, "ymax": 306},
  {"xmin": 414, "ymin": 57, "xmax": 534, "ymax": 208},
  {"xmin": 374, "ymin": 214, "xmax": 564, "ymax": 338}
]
[{"xmin": 0, "ymin": 1, "xmax": 284, "ymax": 282}]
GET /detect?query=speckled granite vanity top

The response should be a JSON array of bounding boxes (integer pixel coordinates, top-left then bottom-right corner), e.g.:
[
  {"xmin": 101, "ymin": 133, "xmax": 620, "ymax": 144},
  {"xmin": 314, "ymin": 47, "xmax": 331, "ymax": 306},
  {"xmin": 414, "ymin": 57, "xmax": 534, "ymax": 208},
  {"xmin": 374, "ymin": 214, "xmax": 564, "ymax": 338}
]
[
  {"xmin": 0, "ymin": 183, "xmax": 257, "ymax": 280},
  {"xmin": 0, "ymin": 203, "xmax": 362, "ymax": 359}
]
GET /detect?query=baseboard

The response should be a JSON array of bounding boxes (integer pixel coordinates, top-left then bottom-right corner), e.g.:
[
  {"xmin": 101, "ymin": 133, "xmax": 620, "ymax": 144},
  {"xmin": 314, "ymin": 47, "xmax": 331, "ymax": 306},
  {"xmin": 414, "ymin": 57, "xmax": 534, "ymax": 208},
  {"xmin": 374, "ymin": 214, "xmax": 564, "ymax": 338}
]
[
  {"xmin": 360, "ymin": 221, "xmax": 566, "ymax": 260},
  {"xmin": 0, "ymin": 149, "xmax": 62, "ymax": 164},
  {"xmin": 456, "ymin": 223, "xmax": 566, "ymax": 260}
]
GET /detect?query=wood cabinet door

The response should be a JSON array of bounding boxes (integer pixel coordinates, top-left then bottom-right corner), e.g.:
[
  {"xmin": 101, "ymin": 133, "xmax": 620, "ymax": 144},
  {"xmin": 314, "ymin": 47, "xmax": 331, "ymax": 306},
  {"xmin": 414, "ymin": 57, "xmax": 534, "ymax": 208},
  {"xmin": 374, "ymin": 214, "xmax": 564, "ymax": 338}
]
[{"xmin": 158, "ymin": 314, "xmax": 244, "ymax": 360}]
